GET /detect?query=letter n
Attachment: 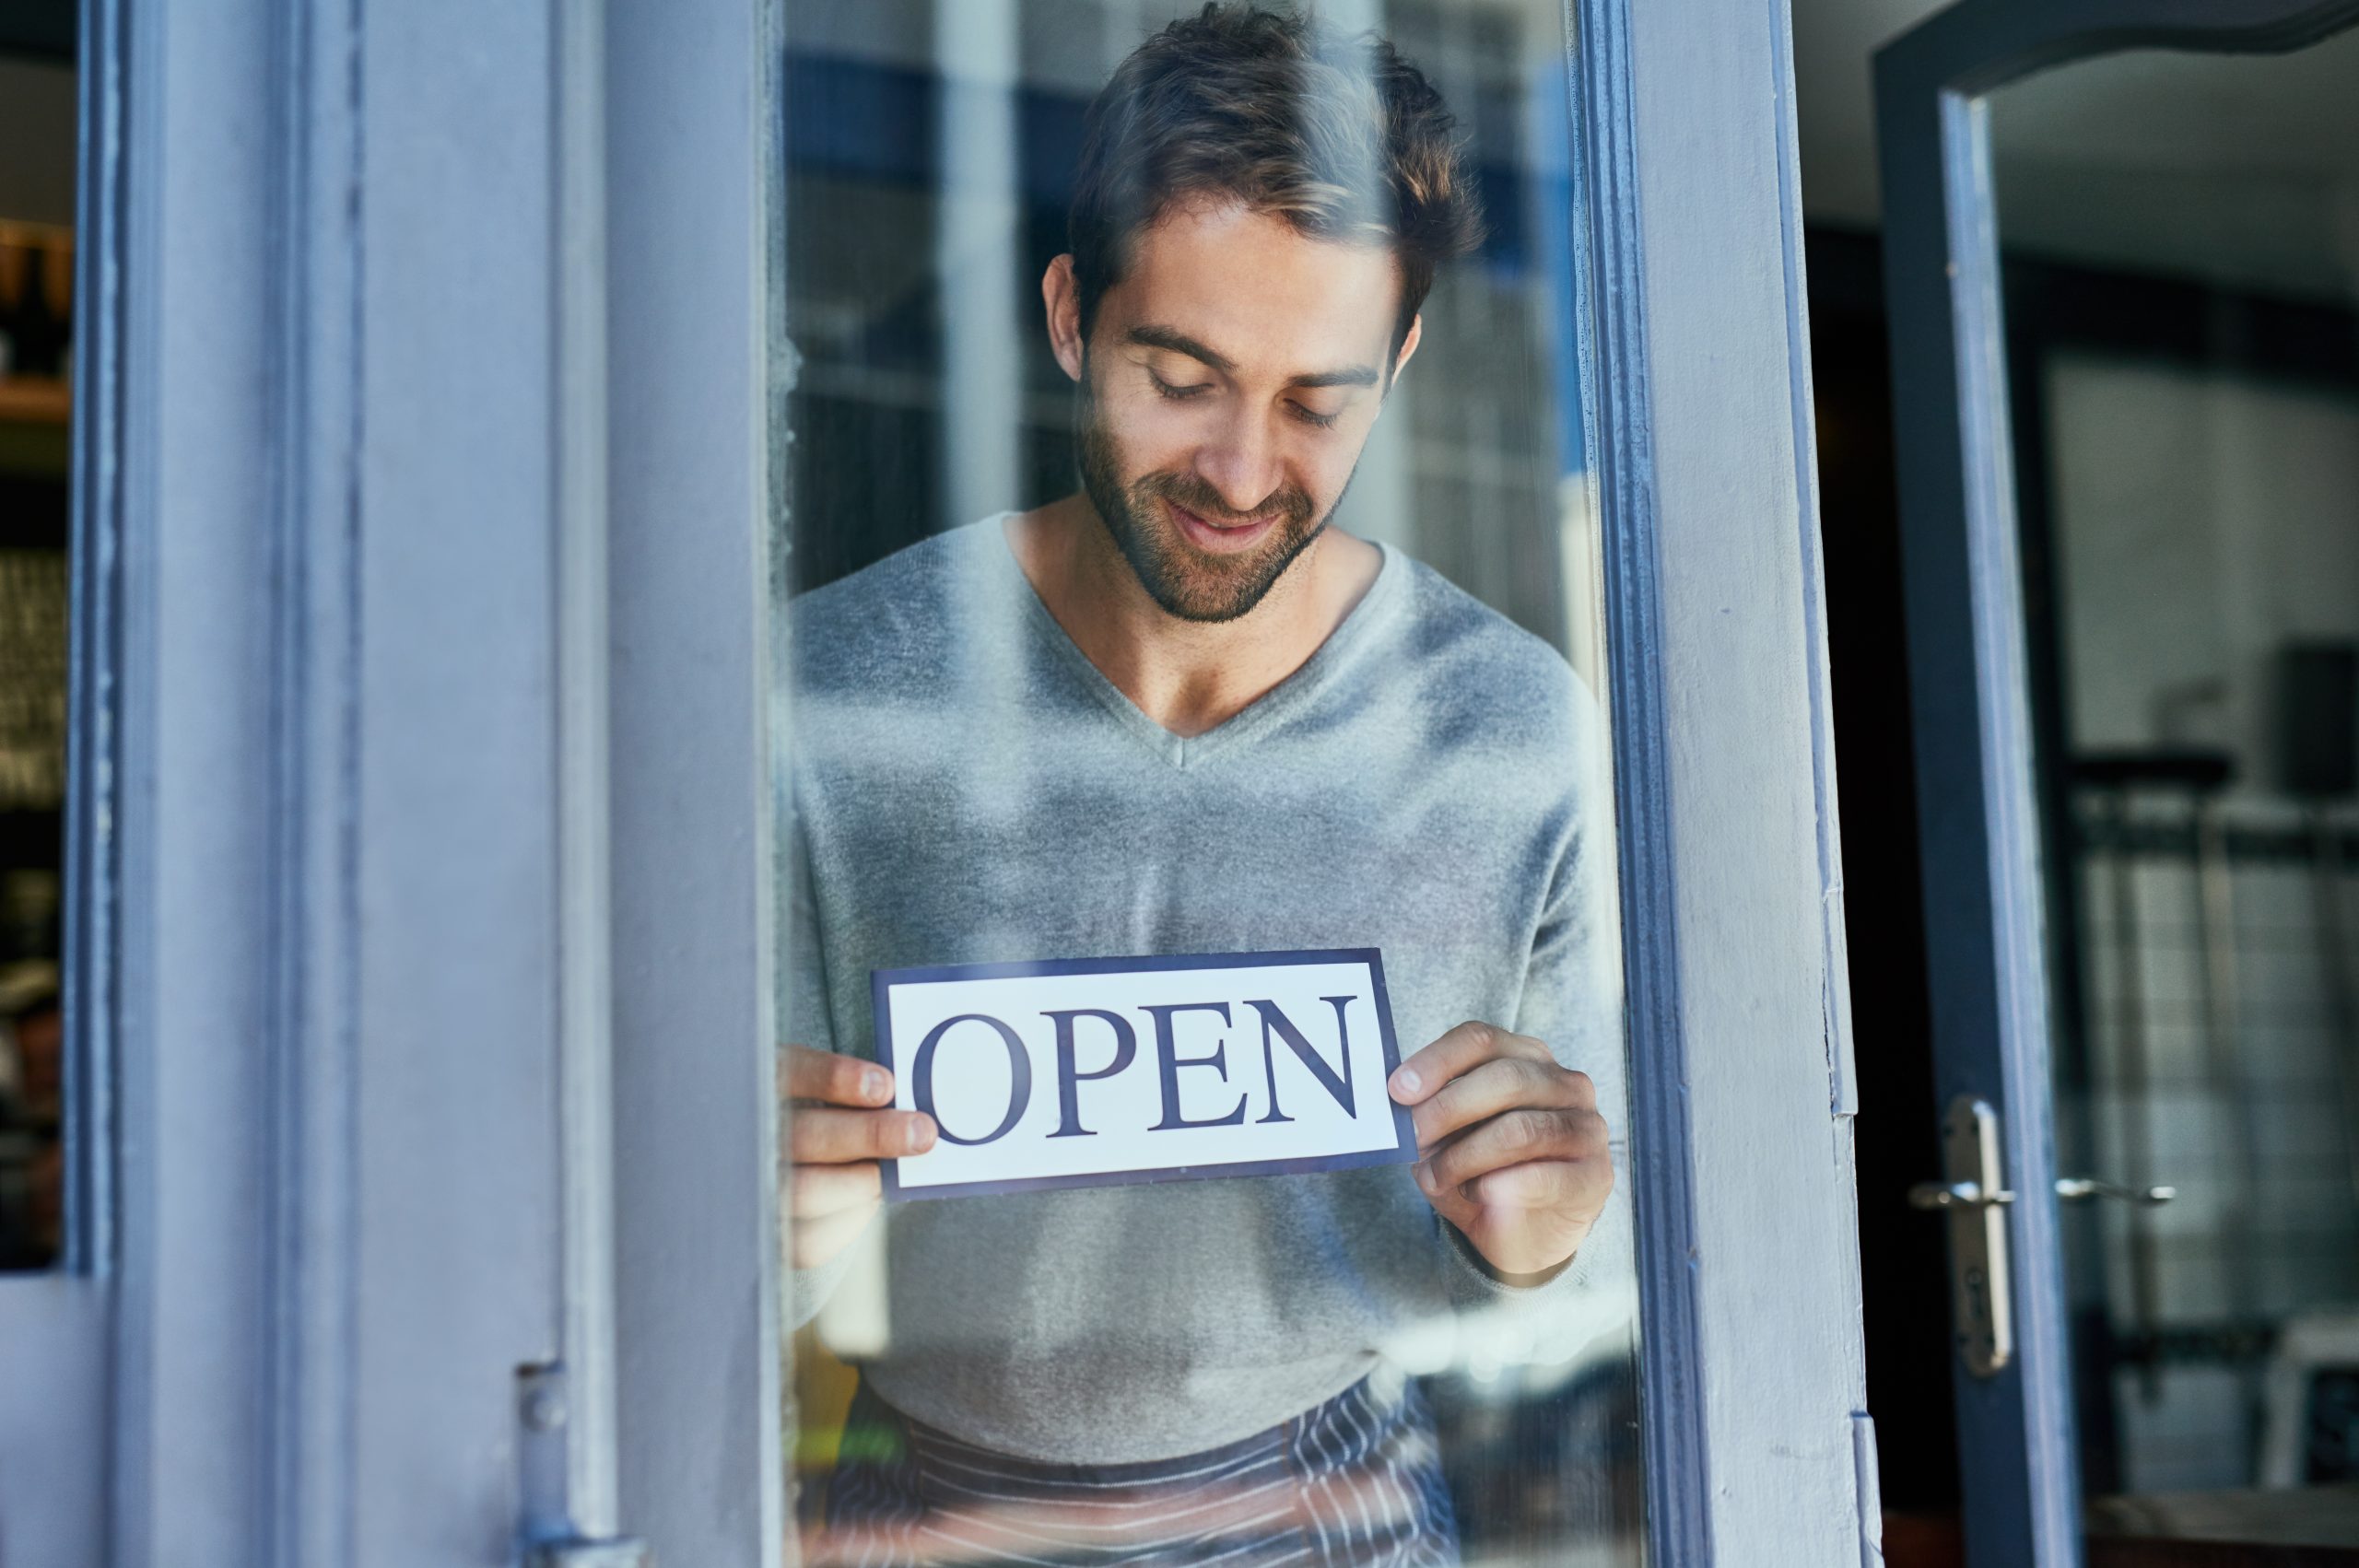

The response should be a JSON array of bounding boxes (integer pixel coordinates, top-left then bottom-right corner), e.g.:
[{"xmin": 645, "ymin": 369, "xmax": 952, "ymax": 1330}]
[{"xmin": 1249, "ymin": 996, "xmax": 1357, "ymax": 1123}]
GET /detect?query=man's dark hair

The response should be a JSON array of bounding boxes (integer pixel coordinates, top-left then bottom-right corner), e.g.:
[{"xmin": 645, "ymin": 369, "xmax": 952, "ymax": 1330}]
[{"xmin": 1068, "ymin": 4, "xmax": 1485, "ymax": 360}]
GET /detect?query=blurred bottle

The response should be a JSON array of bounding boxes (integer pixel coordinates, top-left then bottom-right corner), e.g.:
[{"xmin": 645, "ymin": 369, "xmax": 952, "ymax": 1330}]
[
  {"xmin": 0, "ymin": 238, "xmax": 23, "ymax": 380},
  {"xmin": 40, "ymin": 239, "xmax": 72, "ymax": 384},
  {"xmin": 0, "ymin": 233, "xmax": 70, "ymax": 382},
  {"xmin": 17, "ymin": 241, "xmax": 66, "ymax": 380}
]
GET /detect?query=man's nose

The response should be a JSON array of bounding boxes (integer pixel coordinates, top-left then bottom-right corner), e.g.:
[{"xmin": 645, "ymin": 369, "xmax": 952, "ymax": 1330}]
[{"xmin": 1192, "ymin": 409, "xmax": 1286, "ymax": 516}]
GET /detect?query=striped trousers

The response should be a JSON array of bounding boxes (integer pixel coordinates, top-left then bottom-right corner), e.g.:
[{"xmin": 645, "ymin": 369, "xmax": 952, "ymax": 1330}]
[{"xmin": 807, "ymin": 1372, "xmax": 1461, "ymax": 1567}]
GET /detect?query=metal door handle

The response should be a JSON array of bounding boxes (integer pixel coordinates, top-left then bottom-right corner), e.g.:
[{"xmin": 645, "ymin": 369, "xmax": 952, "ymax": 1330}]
[
  {"xmin": 1913, "ymin": 1094, "xmax": 2017, "ymax": 1376},
  {"xmin": 2055, "ymin": 1176, "xmax": 2175, "ymax": 1204},
  {"xmin": 1908, "ymin": 1179, "xmax": 2017, "ymax": 1210}
]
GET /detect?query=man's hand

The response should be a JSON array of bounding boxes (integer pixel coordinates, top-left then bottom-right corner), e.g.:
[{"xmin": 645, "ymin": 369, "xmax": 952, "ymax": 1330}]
[
  {"xmin": 1387, "ymin": 1021, "xmax": 1612, "ymax": 1282},
  {"xmin": 783, "ymin": 1044, "xmax": 937, "ymax": 1272}
]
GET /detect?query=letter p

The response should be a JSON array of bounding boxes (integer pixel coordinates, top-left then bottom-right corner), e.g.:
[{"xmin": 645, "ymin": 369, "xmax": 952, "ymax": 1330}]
[{"xmin": 1044, "ymin": 1008, "xmax": 1138, "ymax": 1139}]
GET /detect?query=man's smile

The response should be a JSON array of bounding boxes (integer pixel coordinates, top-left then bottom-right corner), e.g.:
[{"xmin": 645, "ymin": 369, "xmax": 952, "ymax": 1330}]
[{"xmin": 1162, "ymin": 495, "xmax": 1280, "ymax": 556}]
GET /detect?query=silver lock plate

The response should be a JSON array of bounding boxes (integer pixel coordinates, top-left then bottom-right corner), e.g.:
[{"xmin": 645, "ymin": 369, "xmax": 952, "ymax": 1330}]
[{"xmin": 1935, "ymin": 1094, "xmax": 2013, "ymax": 1377}]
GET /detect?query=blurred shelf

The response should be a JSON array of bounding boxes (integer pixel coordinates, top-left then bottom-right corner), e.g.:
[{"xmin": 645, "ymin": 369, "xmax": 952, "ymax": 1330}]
[
  {"xmin": 0, "ymin": 380, "xmax": 70, "ymax": 427},
  {"xmin": 2088, "ymin": 1485, "xmax": 2359, "ymax": 1565}
]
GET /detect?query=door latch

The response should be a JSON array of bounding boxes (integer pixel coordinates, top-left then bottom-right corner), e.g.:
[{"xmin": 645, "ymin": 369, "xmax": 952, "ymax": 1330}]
[
  {"xmin": 1910, "ymin": 1094, "xmax": 2014, "ymax": 1377},
  {"xmin": 517, "ymin": 1363, "xmax": 651, "ymax": 1568},
  {"xmin": 531, "ymin": 1546, "xmax": 651, "ymax": 1568},
  {"xmin": 2054, "ymin": 1176, "xmax": 2174, "ymax": 1204}
]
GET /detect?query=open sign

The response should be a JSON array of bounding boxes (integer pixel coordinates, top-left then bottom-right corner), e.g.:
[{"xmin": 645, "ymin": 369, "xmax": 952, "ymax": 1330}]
[{"xmin": 871, "ymin": 949, "xmax": 1415, "ymax": 1200}]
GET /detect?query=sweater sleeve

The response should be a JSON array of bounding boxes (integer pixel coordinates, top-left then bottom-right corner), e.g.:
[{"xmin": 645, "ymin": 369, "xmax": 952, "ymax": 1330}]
[
  {"xmin": 782, "ymin": 803, "xmax": 880, "ymax": 1331},
  {"xmin": 1439, "ymin": 691, "xmax": 1636, "ymax": 1357}
]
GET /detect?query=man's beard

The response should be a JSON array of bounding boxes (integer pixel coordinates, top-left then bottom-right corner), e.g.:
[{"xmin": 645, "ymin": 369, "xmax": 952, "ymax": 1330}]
[{"xmin": 1074, "ymin": 380, "xmax": 1340, "ymax": 625}]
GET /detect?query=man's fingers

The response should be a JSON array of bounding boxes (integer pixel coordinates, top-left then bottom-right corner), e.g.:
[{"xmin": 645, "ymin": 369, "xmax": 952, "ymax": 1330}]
[
  {"xmin": 1464, "ymin": 1155, "xmax": 1612, "ymax": 1211},
  {"xmin": 790, "ymin": 1161, "xmax": 884, "ymax": 1218},
  {"xmin": 1417, "ymin": 1106, "xmax": 1603, "ymax": 1196},
  {"xmin": 1409, "ymin": 1057, "xmax": 1590, "ymax": 1151},
  {"xmin": 792, "ymin": 1106, "xmax": 937, "ymax": 1164},
  {"xmin": 780, "ymin": 1137, "xmax": 894, "ymax": 1274},
  {"xmin": 784, "ymin": 1044, "xmax": 895, "ymax": 1108},
  {"xmin": 1388, "ymin": 1021, "xmax": 1552, "ymax": 1106}
]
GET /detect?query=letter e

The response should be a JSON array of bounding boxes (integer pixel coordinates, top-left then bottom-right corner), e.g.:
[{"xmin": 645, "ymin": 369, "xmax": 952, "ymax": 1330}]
[{"xmin": 1142, "ymin": 1001, "xmax": 1248, "ymax": 1131}]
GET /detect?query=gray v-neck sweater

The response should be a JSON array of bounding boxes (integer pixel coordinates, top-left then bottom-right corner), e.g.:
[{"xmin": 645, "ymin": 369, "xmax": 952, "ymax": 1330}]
[{"xmin": 786, "ymin": 518, "xmax": 1632, "ymax": 1463}]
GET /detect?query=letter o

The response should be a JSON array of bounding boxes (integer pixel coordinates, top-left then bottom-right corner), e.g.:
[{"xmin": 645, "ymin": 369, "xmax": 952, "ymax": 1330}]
[{"xmin": 910, "ymin": 1013, "xmax": 1033, "ymax": 1146}]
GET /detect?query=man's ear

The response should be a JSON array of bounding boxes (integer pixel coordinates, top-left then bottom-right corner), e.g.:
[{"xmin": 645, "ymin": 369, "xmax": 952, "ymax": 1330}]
[
  {"xmin": 1386, "ymin": 313, "xmax": 1425, "ymax": 392},
  {"xmin": 1043, "ymin": 254, "xmax": 1086, "ymax": 382}
]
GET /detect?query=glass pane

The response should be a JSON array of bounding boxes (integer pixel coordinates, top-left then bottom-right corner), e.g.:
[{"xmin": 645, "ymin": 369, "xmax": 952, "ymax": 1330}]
[
  {"xmin": 1989, "ymin": 24, "xmax": 2359, "ymax": 1534},
  {"xmin": 0, "ymin": 47, "xmax": 76, "ymax": 1274},
  {"xmin": 771, "ymin": 4, "xmax": 1645, "ymax": 1562}
]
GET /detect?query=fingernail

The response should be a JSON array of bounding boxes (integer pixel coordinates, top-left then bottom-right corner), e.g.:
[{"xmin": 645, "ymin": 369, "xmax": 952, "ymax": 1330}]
[
  {"xmin": 1391, "ymin": 1067, "xmax": 1420, "ymax": 1095},
  {"xmin": 1414, "ymin": 1160, "xmax": 1437, "ymax": 1194},
  {"xmin": 908, "ymin": 1117, "xmax": 935, "ymax": 1153},
  {"xmin": 863, "ymin": 1067, "xmax": 888, "ymax": 1100}
]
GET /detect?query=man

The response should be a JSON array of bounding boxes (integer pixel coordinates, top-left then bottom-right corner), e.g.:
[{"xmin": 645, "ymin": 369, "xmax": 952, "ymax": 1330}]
[{"xmin": 784, "ymin": 6, "xmax": 1627, "ymax": 1562}]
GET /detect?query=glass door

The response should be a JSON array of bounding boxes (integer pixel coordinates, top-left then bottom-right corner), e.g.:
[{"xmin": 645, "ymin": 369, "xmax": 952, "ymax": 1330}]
[
  {"xmin": 1989, "ymin": 29, "xmax": 2359, "ymax": 1535},
  {"xmin": 0, "ymin": 21, "xmax": 96, "ymax": 1567},
  {"xmin": 730, "ymin": 0, "xmax": 1875, "ymax": 1563},
  {"xmin": 771, "ymin": 7, "xmax": 1643, "ymax": 1562},
  {"xmin": 613, "ymin": 0, "xmax": 1886, "ymax": 1561},
  {"xmin": 1877, "ymin": 3, "xmax": 2359, "ymax": 1563}
]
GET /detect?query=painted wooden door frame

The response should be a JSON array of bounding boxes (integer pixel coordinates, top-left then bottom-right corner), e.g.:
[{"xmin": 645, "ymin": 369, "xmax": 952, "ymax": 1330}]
[
  {"xmin": 0, "ymin": 1, "xmax": 628, "ymax": 1564},
  {"xmin": 1874, "ymin": 4, "xmax": 2359, "ymax": 1564},
  {"xmin": 1609, "ymin": 0, "xmax": 1876, "ymax": 1559},
  {"xmin": 604, "ymin": 0, "xmax": 786, "ymax": 1562}
]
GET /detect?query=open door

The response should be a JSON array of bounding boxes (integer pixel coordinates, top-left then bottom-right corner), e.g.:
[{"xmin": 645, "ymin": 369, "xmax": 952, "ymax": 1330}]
[{"xmin": 1878, "ymin": 2, "xmax": 2359, "ymax": 1563}]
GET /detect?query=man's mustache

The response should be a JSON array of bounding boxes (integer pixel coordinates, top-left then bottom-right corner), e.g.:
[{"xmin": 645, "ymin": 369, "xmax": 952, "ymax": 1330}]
[{"xmin": 1135, "ymin": 471, "xmax": 1314, "ymax": 529}]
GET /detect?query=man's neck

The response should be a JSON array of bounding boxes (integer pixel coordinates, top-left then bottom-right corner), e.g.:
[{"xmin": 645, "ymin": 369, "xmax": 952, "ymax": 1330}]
[{"xmin": 1004, "ymin": 494, "xmax": 1383, "ymax": 739}]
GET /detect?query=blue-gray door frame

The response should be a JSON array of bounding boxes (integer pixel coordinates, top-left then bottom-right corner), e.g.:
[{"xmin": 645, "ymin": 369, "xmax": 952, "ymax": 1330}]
[
  {"xmin": 1874, "ymin": 3, "xmax": 2359, "ymax": 1564},
  {"xmin": 0, "ymin": 2, "xmax": 628, "ymax": 1564}
]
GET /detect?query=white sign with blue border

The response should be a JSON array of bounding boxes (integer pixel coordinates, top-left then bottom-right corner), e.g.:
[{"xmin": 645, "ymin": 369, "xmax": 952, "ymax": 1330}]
[{"xmin": 872, "ymin": 949, "xmax": 1416, "ymax": 1200}]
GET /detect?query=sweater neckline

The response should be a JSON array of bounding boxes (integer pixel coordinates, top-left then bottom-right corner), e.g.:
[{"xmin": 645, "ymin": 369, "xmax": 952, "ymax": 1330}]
[{"xmin": 974, "ymin": 513, "xmax": 1404, "ymax": 770}]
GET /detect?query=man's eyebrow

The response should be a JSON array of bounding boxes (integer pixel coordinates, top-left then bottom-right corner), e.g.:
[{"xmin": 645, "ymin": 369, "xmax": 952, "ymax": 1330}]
[
  {"xmin": 1127, "ymin": 325, "xmax": 1235, "ymax": 374},
  {"xmin": 1287, "ymin": 365, "xmax": 1383, "ymax": 391},
  {"xmin": 1125, "ymin": 325, "xmax": 1381, "ymax": 391}
]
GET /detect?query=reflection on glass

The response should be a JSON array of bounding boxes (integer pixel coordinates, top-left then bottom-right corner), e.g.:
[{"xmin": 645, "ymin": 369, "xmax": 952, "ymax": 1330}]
[
  {"xmin": 1990, "ymin": 23, "xmax": 2359, "ymax": 1524},
  {"xmin": 0, "ymin": 200, "xmax": 74, "ymax": 1268},
  {"xmin": 774, "ymin": 4, "xmax": 1641, "ymax": 1561}
]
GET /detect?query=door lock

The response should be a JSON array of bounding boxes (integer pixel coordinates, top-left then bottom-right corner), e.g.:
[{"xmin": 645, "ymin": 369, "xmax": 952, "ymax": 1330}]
[{"xmin": 1913, "ymin": 1094, "xmax": 2014, "ymax": 1377}]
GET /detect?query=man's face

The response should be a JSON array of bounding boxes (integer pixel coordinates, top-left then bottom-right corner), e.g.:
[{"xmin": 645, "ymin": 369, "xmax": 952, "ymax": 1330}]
[{"xmin": 1065, "ymin": 201, "xmax": 1414, "ymax": 623}]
